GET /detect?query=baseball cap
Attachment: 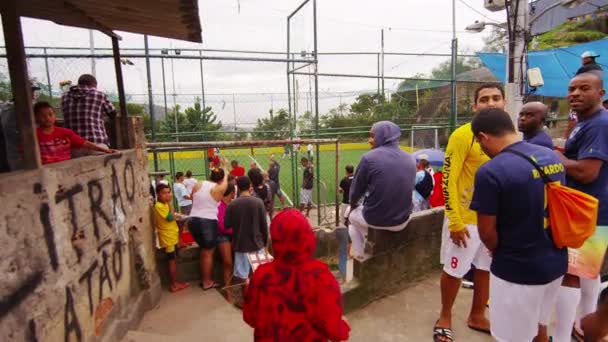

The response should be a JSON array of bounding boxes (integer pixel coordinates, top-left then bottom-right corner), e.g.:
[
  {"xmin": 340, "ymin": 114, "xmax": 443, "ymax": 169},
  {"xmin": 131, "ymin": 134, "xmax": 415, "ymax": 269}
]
[{"xmin": 581, "ymin": 51, "xmax": 600, "ymax": 58}]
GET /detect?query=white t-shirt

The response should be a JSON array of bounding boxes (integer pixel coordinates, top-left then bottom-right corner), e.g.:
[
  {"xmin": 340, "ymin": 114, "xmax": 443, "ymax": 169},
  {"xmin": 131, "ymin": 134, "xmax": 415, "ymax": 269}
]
[
  {"xmin": 173, "ymin": 182, "xmax": 192, "ymax": 207},
  {"xmin": 307, "ymin": 144, "xmax": 313, "ymax": 152},
  {"xmin": 183, "ymin": 177, "xmax": 197, "ymax": 193},
  {"xmin": 190, "ymin": 181, "xmax": 220, "ymax": 220}
]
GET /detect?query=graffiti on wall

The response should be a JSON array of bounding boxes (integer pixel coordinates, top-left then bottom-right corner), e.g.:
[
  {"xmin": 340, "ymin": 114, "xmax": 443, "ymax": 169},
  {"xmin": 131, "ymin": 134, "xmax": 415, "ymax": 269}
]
[{"xmin": 0, "ymin": 154, "xmax": 139, "ymax": 342}]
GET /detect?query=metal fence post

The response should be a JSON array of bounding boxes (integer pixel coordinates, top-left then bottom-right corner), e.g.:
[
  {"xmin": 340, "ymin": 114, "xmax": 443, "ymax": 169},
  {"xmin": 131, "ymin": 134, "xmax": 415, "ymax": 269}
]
[
  {"xmin": 335, "ymin": 140, "xmax": 340, "ymax": 227},
  {"xmin": 43, "ymin": 47, "xmax": 52, "ymax": 100}
]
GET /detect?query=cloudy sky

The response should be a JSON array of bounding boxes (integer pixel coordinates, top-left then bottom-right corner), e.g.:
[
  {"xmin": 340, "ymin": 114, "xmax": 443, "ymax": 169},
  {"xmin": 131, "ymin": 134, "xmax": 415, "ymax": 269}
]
[{"xmin": 0, "ymin": 0, "xmax": 506, "ymax": 126}]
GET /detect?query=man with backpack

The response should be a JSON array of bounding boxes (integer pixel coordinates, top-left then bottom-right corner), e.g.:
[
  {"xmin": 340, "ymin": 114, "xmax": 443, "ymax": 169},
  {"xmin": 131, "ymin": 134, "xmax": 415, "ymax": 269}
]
[
  {"xmin": 470, "ymin": 108, "xmax": 568, "ymax": 342},
  {"xmin": 413, "ymin": 159, "xmax": 434, "ymax": 212}
]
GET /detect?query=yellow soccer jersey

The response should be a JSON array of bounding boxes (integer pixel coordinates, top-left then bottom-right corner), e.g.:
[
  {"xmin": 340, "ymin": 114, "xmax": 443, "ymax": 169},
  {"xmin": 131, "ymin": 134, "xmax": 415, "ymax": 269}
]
[
  {"xmin": 154, "ymin": 202, "xmax": 179, "ymax": 251},
  {"xmin": 442, "ymin": 123, "xmax": 490, "ymax": 232}
]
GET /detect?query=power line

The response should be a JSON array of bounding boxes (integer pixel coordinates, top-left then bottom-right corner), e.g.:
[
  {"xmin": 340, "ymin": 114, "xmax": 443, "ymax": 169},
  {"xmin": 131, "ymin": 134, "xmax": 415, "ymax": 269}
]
[{"xmin": 457, "ymin": 0, "xmax": 500, "ymax": 23}]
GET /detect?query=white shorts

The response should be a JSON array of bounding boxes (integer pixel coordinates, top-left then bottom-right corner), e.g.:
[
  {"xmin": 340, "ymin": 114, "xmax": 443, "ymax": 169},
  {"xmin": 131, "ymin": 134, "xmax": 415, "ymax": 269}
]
[
  {"xmin": 441, "ymin": 224, "xmax": 492, "ymax": 278},
  {"xmin": 490, "ymin": 274, "xmax": 563, "ymax": 342},
  {"xmin": 300, "ymin": 189, "xmax": 313, "ymax": 205}
]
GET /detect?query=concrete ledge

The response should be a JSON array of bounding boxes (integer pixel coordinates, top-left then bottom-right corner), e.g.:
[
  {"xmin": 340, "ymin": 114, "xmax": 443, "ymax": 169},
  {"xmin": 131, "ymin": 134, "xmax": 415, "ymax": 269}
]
[{"xmin": 343, "ymin": 208, "xmax": 445, "ymax": 313}]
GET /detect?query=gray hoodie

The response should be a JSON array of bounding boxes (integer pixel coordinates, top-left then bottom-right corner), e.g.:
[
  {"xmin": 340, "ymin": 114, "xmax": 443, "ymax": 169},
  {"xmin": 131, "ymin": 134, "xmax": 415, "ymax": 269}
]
[{"xmin": 349, "ymin": 121, "xmax": 416, "ymax": 227}]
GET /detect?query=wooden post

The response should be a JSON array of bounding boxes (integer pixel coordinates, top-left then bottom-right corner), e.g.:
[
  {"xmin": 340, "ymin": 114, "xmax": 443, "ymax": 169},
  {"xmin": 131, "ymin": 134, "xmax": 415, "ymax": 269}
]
[
  {"xmin": 112, "ymin": 36, "xmax": 129, "ymax": 149},
  {"xmin": 1, "ymin": 3, "xmax": 41, "ymax": 169}
]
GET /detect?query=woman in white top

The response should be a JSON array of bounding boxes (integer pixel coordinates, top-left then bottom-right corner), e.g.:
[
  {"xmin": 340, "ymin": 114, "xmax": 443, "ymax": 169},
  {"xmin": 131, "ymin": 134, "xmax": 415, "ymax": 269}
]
[{"xmin": 189, "ymin": 160, "xmax": 228, "ymax": 290}]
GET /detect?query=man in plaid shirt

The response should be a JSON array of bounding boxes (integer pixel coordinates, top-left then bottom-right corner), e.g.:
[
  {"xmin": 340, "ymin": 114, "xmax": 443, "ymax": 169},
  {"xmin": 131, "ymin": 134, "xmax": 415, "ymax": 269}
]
[{"xmin": 61, "ymin": 74, "xmax": 116, "ymax": 157}]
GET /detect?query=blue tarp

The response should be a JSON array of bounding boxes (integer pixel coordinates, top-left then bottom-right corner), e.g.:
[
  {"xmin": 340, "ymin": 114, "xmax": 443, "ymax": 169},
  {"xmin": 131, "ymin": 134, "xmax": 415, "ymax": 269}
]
[{"xmin": 478, "ymin": 39, "xmax": 608, "ymax": 98}]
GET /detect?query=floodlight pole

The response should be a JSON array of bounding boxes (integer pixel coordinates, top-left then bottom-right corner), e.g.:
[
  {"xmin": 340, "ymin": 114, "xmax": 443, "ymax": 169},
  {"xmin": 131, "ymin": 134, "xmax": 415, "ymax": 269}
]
[
  {"xmin": 313, "ymin": 0, "xmax": 321, "ymax": 227},
  {"xmin": 144, "ymin": 35, "xmax": 159, "ymax": 170},
  {"xmin": 450, "ymin": 0, "xmax": 458, "ymax": 133}
]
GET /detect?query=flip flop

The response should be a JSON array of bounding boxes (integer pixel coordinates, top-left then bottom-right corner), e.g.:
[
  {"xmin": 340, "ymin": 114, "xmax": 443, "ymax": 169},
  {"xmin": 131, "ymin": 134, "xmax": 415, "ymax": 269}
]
[
  {"xmin": 468, "ymin": 325, "xmax": 491, "ymax": 335},
  {"xmin": 433, "ymin": 321, "xmax": 454, "ymax": 342},
  {"xmin": 201, "ymin": 282, "xmax": 220, "ymax": 291},
  {"xmin": 170, "ymin": 283, "xmax": 189, "ymax": 293}
]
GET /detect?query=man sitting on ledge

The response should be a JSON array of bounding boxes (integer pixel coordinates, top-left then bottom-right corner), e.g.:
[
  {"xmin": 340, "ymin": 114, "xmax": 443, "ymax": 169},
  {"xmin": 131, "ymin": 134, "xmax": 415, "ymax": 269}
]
[{"xmin": 347, "ymin": 120, "xmax": 416, "ymax": 259}]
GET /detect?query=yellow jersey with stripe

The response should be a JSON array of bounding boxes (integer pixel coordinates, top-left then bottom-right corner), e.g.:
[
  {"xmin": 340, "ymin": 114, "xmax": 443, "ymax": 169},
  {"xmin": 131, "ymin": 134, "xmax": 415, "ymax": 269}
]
[
  {"xmin": 442, "ymin": 123, "xmax": 490, "ymax": 232},
  {"xmin": 154, "ymin": 202, "xmax": 179, "ymax": 251}
]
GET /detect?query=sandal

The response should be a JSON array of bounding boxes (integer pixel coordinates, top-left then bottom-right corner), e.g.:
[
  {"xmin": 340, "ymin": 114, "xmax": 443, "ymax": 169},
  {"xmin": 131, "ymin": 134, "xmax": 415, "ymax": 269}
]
[
  {"xmin": 468, "ymin": 324, "xmax": 491, "ymax": 335},
  {"xmin": 170, "ymin": 282, "xmax": 189, "ymax": 292},
  {"xmin": 433, "ymin": 322, "xmax": 454, "ymax": 342},
  {"xmin": 201, "ymin": 282, "xmax": 220, "ymax": 291}
]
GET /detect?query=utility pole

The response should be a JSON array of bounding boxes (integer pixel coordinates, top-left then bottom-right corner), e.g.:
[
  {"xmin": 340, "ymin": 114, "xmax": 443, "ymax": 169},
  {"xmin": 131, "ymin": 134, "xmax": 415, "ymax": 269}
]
[
  {"xmin": 144, "ymin": 35, "xmax": 159, "ymax": 170},
  {"xmin": 232, "ymin": 93, "xmax": 237, "ymax": 132},
  {"xmin": 450, "ymin": 0, "xmax": 458, "ymax": 133},
  {"xmin": 381, "ymin": 29, "xmax": 385, "ymax": 102},
  {"xmin": 199, "ymin": 50, "xmax": 206, "ymax": 109},
  {"xmin": 170, "ymin": 55, "xmax": 178, "ymax": 142},
  {"xmin": 89, "ymin": 30, "xmax": 96, "ymax": 77},
  {"xmin": 505, "ymin": 0, "xmax": 528, "ymax": 129}
]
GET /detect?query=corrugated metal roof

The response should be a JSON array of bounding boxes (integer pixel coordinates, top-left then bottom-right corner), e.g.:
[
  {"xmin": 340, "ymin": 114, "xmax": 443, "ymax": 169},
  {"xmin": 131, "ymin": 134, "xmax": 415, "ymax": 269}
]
[
  {"xmin": 1, "ymin": 0, "xmax": 202, "ymax": 42},
  {"xmin": 530, "ymin": 0, "xmax": 608, "ymax": 35}
]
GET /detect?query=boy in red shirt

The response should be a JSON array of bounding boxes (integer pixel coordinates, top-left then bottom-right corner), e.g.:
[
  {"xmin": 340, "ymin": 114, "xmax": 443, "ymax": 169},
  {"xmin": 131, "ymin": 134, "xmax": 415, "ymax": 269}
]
[
  {"xmin": 34, "ymin": 101, "xmax": 115, "ymax": 164},
  {"xmin": 229, "ymin": 160, "xmax": 246, "ymax": 177}
]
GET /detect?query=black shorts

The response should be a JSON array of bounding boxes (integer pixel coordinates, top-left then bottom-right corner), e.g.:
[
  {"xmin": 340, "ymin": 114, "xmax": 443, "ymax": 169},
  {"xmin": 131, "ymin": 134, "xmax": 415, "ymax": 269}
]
[
  {"xmin": 165, "ymin": 245, "xmax": 177, "ymax": 260},
  {"xmin": 189, "ymin": 217, "xmax": 218, "ymax": 249}
]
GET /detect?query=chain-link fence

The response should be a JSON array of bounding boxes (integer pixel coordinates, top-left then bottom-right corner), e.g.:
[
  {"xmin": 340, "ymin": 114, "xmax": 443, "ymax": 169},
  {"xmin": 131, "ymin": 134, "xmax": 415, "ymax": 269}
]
[
  {"xmin": 0, "ymin": 46, "xmax": 499, "ymax": 143},
  {"xmin": 149, "ymin": 139, "xmax": 341, "ymax": 228}
]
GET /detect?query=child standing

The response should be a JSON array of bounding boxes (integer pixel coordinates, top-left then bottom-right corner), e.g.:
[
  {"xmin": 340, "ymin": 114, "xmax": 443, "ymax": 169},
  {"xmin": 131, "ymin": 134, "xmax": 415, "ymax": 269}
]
[
  {"xmin": 243, "ymin": 209, "xmax": 350, "ymax": 341},
  {"xmin": 154, "ymin": 184, "xmax": 189, "ymax": 292},
  {"xmin": 217, "ymin": 183, "xmax": 236, "ymax": 302},
  {"xmin": 183, "ymin": 170, "xmax": 198, "ymax": 194},
  {"xmin": 338, "ymin": 165, "xmax": 354, "ymax": 225},
  {"xmin": 34, "ymin": 101, "xmax": 116, "ymax": 164},
  {"xmin": 299, "ymin": 157, "xmax": 314, "ymax": 217},
  {"xmin": 173, "ymin": 172, "xmax": 193, "ymax": 214},
  {"xmin": 224, "ymin": 176, "xmax": 268, "ymax": 284}
]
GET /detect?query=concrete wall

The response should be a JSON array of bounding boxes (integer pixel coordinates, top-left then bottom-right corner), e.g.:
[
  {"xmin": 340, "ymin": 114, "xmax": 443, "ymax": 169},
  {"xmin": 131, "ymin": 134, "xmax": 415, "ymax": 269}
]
[
  {"xmin": 343, "ymin": 208, "xmax": 445, "ymax": 312},
  {"xmin": 0, "ymin": 149, "xmax": 160, "ymax": 342}
]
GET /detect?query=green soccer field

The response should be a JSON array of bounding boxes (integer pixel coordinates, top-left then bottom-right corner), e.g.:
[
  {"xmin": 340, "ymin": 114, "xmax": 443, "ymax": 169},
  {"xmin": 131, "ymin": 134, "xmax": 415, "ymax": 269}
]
[{"xmin": 148, "ymin": 145, "xmax": 369, "ymax": 208}]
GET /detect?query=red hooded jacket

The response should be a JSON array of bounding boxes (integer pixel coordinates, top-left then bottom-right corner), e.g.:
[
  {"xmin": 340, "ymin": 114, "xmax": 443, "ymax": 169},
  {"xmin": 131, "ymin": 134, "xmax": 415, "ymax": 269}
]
[{"xmin": 243, "ymin": 209, "xmax": 350, "ymax": 342}]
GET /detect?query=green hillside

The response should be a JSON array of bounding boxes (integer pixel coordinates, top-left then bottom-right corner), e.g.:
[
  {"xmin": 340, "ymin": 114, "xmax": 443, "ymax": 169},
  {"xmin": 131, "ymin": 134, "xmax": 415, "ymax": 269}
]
[{"xmin": 532, "ymin": 13, "xmax": 608, "ymax": 50}]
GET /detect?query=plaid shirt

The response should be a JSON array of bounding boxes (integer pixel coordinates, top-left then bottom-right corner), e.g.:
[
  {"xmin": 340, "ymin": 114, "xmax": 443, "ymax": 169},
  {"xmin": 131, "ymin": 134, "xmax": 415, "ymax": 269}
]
[{"xmin": 61, "ymin": 86, "xmax": 116, "ymax": 145}]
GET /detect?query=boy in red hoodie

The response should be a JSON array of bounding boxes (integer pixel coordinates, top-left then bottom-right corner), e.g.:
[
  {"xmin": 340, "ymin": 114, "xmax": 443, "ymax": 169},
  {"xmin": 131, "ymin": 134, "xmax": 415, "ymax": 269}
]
[{"xmin": 243, "ymin": 209, "xmax": 350, "ymax": 342}]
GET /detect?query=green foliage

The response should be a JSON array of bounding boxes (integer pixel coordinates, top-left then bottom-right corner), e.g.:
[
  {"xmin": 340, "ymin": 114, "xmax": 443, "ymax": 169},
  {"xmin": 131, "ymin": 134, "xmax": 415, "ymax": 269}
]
[
  {"xmin": 253, "ymin": 109, "xmax": 290, "ymax": 139},
  {"xmin": 0, "ymin": 73, "xmax": 11, "ymax": 102},
  {"xmin": 156, "ymin": 99, "xmax": 222, "ymax": 141},
  {"xmin": 532, "ymin": 16, "xmax": 608, "ymax": 50},
  {"xmin": 482, "ymin": 27, "xmax": 508, "ymax": 53}
]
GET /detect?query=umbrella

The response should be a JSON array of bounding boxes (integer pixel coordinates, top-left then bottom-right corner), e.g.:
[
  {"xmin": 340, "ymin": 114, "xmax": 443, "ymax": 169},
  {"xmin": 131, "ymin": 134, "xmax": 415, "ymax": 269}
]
[{"xmin": 413, "ymin": 149, "xmax": 445, "ymax": 167}]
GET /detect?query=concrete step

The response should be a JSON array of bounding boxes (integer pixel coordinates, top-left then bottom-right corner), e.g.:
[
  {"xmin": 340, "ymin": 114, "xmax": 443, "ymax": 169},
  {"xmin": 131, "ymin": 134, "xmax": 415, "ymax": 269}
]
[{"xmin": 122, "ymin": 330, "xmax": 176, "ymax": 342}]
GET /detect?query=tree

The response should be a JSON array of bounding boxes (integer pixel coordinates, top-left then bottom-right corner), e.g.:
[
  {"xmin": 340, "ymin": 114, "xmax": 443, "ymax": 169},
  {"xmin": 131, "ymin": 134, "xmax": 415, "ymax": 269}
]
[
  {"xmin": 183, "ymin": 99, "xmax": 222, "ymax": 141},
  {"xmin": 482, "ymin": 27, "xmax": 508, "ymax": 53},
  {"xmin": 253, "ymin": 109, "xmax": 290, "ymax": 140},
  {"xmin": 297, "ymin": 110, "xmax": 315, "ymax": 135},
  {"xmin": 0, "ymin": 73, "xmax": 11, "ymax": 102},
  {"xmin": 429, "ymin": 58, "xmax": 478, "ymax": 80},
  {"xmin": 156, "ymin": 100, "xmax": 222, "ymax": 142}
]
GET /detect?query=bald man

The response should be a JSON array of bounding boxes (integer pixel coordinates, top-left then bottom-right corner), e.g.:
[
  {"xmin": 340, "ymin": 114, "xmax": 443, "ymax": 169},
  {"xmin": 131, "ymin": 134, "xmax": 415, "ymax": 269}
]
[
  {"xmin": 518, "ymin": 101, "xmax": 554, "ymax": 149},
  {"xmin": 553, "ymin": 72, "xmax": 608, "ymax": 342}
]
